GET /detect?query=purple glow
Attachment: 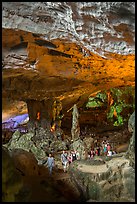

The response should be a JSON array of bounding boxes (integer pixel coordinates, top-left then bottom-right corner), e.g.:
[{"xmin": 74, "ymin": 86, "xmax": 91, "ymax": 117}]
[{"xmin": 2, "ymin": 113, "xmax": 29, "ymax": 129}]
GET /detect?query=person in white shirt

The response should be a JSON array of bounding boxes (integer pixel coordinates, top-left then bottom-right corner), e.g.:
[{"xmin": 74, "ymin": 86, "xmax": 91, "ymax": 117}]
[{"xmin": 107, "ymin": 150, "xmax": 112, "ymax": 156}]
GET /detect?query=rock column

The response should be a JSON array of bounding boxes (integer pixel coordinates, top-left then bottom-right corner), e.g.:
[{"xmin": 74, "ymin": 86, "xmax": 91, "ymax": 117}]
[
  {"xmin": 71, "ymin": 104, "xmax": 80, "ymax": 141},
  {"xmin": 26, "ymin": 99, "xmax": 53, "ymax": 131}
]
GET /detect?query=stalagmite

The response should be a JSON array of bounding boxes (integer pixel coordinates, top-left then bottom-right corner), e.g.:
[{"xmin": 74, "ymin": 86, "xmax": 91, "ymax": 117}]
[{"xmin": 71, "ymin": 104, "xmax": 80, "ymax": 142}]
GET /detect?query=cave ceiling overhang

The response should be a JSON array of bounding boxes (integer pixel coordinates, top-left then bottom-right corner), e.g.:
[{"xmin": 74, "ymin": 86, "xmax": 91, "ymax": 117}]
[{"xmin": 2, "ymin": 2, "xmax": 135, "ymax": 115}]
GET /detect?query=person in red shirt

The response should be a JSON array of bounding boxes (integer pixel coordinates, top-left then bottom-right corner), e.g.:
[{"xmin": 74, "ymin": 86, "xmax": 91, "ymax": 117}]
[
  {"xmin": 67, "ymin": 151, "xmax": 73, "ymax": 164},
  {"xmin": 107, "ymin": 143, "xmax": 111, "ymax": 151}
]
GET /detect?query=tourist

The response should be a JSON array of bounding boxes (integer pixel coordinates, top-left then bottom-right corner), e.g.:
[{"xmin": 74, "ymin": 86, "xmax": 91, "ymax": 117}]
[
  {"xmin": 76, "ymin": 151, "xmax": 80, "ymax": 160},
  {"xmin": 96, "ymin": 145, "xmax": 100, "ymax": 156},
  {"xmin": 107, "ymin": 142, "xmax": 111, "ymax": 151},
  {"xmin": 67, "ymin": 151, "xmax": 73, "ymax": 164},
  {"xmin": 61, "ymin": 150, "xmax": 68, "ymax": 172},
  {"xmin": 107, "ymin": 150, "xmax": 112, "ymax": 156},
  {"xmin": 45, "ymin": 153, "xmax": 55, "ymax": 176},
  {"xmin": 102, "ymin": 140, "xmax": 106, "ymax": 148},
  {"xmin": 95, "ymin": 148, "xmax": 98, "ymax": 156},
  {"xmin": 90, "ymin": 148, "xmax": 95, "ymax": 159},
  {"xmin": 72, "ymin": 150, "xmax": 77, "ymax": 162},
  {"xmin": 103, "ymin": 144, "xmax": 107, "ymax": 156},
  {"xmin": 100, "ymin": 146, "xmax": 104, "ymax": 156}
]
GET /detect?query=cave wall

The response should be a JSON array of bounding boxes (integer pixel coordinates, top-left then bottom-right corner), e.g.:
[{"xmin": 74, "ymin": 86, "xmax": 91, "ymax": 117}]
[{"xmin": 26, "ymin": 99, "xmax": 53, "ymax": 127}]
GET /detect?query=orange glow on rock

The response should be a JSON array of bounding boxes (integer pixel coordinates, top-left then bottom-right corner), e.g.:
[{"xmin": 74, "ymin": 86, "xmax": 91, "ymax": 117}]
[
  {"xmin": 110, "ymin": 98, "xmax": 114, "ymax": 106},
  {"xmin": 37, "ymin": 112, "xmax": 40, "ymax": 120},
  {"xmin": 107, "ymin": 92, "xmax": 114, "ymax": 106},
  {"xmin": 2, "ymin": 29, "xmax": 135, "ymax": 109},
  {"xmin": 113, "ymin": 108, "xmax": 117, "ymax": 118},
  {"xmin": 50, "ymin": 123, "xmax": 56, "ymax": 132}
]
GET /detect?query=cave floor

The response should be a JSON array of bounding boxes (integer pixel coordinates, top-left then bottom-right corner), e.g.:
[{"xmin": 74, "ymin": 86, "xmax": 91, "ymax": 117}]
[{"xmin": 23, "ymin": 164, "xmax": 81, "ymax": 202}]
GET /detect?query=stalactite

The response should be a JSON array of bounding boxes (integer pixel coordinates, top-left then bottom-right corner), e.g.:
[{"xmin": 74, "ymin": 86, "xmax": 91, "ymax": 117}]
[{"xmin": 52, "ymin": 100, "xmax": 63, "ymax": 128}]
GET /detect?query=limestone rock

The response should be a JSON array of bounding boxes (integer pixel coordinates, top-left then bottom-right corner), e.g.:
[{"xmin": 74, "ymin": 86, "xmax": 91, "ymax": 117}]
[
  {"xmin": 70, "ymin": 138, "xmax": 88, "ymax": 160},
  {"xmin": 128, "ymin": 111, "xmax": 135, "ymax": 133},
  {"xmin": 6, "ymin": 130, "xmax": 47, "ymax": 162},
  {"xmin": 69, "ymin": 155, "xmax": 135, "ymax": 202},
  {"xmin": 83, "ymin": 137, "xmax": 94, "ymax": 152},
  {"xmin": 68, "ymin": 112, "xmax": 135, "ymax": 201},
  {"xmin": 2, "ymin": 2, "xmax": 135, "ymax": 57},
  {"xmin": 2, "ymin": 146, "xmax": 23, "ymax": 202},
  {"xmin": 11, "ymin": 148, "xmax": 39, "ymax": 176},
  {"xmin": 50, "ymin": 140, "xmax": 67, "ymax": 152},
  {"xmin": 71, "ymin": 104, "xmax": 80, "ymax": 141},
  {"xmin": 126, "ymin": 111, "xmax": 135, "ymax": 168}
]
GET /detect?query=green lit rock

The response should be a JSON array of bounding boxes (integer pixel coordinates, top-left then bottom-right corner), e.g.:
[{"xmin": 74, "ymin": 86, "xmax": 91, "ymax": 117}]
[
  {"xmin": 85, "ymin": 86, "xmax": 135, "ymax": 127},
  {"xmin": 86, "ymin": 92, "xmax": 107, "ymax": 108},
  {"xmin": 7, "ymin": 130, "xmax": 47, "ymax": 162}
]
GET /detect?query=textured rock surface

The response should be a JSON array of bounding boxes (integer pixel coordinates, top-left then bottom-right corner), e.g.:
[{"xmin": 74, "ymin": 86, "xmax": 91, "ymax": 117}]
[
  {"xmin": 70, "ymin": 138, "xmax": 88, "ymax": 160},
  {"xmin": 68, "ymin": 112, "xmax": 135, "ymax": 202},
  {"xmin": 4, "ymin": 130, "xmax": 46, "ymax": 162},
  {"xmin": 2, "ymin": 2, "xmax": 135, "ymax": 120},
  {"xmin": 126, "ymin": 111, "xmax": 135, "ymax": 168},
  {"xmin": 69, "ymin": 155, "xmax": 135, "ymax": 202},
  {"xmin": 71, "ymin": 104, "xmax": 80, "ymax": 141},
  {"xmin": 2, "ymin": 147, "xmax": 24, "ymax": 202},
  {"xmin": 11, "ymin": 148, "xmax": 39, "ymax": 176},
  {"xmin": 4, "ymin": 128, "xmax": 69, "ymax": 163},
  {"xmin": 2, "ymin": 2, "xmax": 135, "ymax": 57}
]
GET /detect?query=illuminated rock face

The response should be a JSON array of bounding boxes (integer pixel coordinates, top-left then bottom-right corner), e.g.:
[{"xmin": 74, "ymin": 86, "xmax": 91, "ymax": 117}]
[{"xmin": 2, "ymin": 2, "xmax": 135, "ymax": 123}]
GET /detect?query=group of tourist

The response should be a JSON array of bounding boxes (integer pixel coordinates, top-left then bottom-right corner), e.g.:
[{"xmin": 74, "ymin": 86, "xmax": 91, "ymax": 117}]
[
  {"xmin": 61, "ymin": 150, "xmax": 80, "ymax": 172},
  {"xmin": 45, "ymin": 140, "xmax": 117, "ymax": 175},
  {"xmin": 45, "ymin": 150, "xmax": 80, "ymax": 175},
  {"xmin": 89, "ymin": 140, "xmax": 116, "ymax": 159}
]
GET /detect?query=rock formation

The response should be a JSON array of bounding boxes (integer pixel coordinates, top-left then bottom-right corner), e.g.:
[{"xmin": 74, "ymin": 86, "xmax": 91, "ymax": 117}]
[
  {"xmin": 71, "ymin": 104, "xmax": 80, "ymax": 141},
  {"xmin": 2, "ymin": 2, "xmax": 135, "ymax": 126},
  {"xmin": 125, "ymin": 111, "xmax": 135, "ymax": 168},
  {"xmin": 2, "ymin": 3, "xmax": 135, "ymax": 202},
  {"xmin": 2, "ymin": 147, "xmax": 29, "ymax": 202},
  {"xmin": 2, "ymin": 2, "xmax": 135, "ymax": 57},
  {"xmin": 68, "ymin": 111, "xmax": 135, "ymax": 202}
]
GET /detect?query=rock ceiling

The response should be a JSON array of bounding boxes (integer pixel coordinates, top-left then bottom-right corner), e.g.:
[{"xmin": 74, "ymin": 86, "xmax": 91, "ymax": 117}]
[{"xmin": 2, "ymin": 2, "xmax": 135, "ymax": 119}]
